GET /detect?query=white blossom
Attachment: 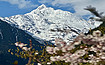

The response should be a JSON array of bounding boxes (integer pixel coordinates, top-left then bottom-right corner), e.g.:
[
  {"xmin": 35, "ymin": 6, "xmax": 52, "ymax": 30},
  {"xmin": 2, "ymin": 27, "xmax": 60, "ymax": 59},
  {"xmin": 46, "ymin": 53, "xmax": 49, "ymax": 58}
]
[
  {"xmin": 22, "ymin": 47, "xmax": 28, "ymax": 51},
  {"xmin": 35, "ymin": 52, "xmax": 38, "ymax": 54},
  {"xmin": 74, "ymin": 41, "xmax": 81, "ymax": 45},
  {"xmin": 47, "ymin": 62, "xmax": 51, "ymax": 65},
  {"xmin": 93, "ymin": 30, "xmax": 101, "ymax": 37},
  {"xmin": 102, "ymin": 47, "xmax": 105, "ymax": 50},
  {"xmin": 46, "ymin": 46, "xmax": 53, "ymax": 52},
  {"xmin": 50, "ymin": 56, "xmax": 57, "ymax": 61},
  {"xmin": 101, "ymin": 56, "xmax": 105, "ymax": 59},
  {"xmin": 18, "ymin": 43, "xmax": 25, "ymax": 48},
  {"xmin": 97, "ymin": 45, "xmax": 102, "ymax": 48},
  {"xmin": 86, "ymin": 35, "xmax": 93, "ymax": 39},
  {"xmin": 38, "ymin": 63, "xmax": 42, "ymax": 65},
  {"xmin": 61, "ymin": 47, "xmax": 67, "ymax": 52},
  {"xmin": 15, "ymin": 42, "xmax": 19, "ymax": 46},
  {"xmin": 53, "ymin": 47, "xmax": 60, "ymax": 54}
]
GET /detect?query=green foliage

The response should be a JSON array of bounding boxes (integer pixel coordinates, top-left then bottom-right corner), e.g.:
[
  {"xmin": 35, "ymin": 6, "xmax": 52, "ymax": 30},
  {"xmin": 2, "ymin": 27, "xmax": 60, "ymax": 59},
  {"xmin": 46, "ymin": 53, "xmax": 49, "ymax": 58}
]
[
  {"xmin": 96, "ymin": 60, "xmax": 105, "ymax": 65},
  {"xmin": 51, "ymin": 61, "xmax": 71, "ymax": 65},
  {"xmin": 87, "ymin": 25, "xmax": 105, "ymax": 35},
  {"xmin": 78, "ymin": 62, "xmax": 92, "ymax": 65}
]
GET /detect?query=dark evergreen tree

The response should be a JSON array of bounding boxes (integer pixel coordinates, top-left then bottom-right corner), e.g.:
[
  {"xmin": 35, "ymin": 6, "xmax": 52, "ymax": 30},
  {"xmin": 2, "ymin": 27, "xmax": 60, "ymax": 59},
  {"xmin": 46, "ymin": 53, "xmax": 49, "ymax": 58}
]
[{"xmin": 84, "ymin": 5, "xmax": 105, "ymax": 34}]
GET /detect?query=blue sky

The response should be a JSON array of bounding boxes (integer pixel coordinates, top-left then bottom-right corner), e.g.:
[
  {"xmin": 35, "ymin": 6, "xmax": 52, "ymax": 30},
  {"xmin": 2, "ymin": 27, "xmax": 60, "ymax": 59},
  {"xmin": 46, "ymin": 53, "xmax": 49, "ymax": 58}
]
[{"xmin": 0, "ymin": 0, "xmax": 104, "ymax": 18}]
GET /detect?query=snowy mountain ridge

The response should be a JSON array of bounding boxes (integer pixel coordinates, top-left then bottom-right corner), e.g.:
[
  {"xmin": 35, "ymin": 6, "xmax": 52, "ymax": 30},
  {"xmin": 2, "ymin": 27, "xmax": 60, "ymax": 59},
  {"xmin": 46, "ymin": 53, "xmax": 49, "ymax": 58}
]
[{"xmin": 0, "ymin": 4, "xmax": 102, "ymax": 44}]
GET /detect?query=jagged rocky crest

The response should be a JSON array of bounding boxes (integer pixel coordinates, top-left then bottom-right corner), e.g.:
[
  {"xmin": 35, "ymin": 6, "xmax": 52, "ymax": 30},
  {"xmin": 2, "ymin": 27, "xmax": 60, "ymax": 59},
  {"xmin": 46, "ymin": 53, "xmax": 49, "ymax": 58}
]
[{"xmin": 0, "ymin": 4, "xmax": 102, "ymax": 43}]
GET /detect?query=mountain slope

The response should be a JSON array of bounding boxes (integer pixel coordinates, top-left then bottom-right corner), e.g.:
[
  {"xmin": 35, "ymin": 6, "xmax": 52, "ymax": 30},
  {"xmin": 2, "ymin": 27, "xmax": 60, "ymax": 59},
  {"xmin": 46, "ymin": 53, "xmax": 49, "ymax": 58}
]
[
  {"xmin": 0, "ymin": 19, "xmax": 44, "ymax": 65},
  {"xmin": 0, "ymin": 4, "xmax": 102, "ymax": 44}
]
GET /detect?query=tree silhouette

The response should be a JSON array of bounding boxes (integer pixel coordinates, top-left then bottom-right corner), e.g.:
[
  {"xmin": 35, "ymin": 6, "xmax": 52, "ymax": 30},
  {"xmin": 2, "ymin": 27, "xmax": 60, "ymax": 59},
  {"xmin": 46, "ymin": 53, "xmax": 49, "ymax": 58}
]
[{"xmin": 84, "ymin": 5, "xmax": 105, "ymax": 34}]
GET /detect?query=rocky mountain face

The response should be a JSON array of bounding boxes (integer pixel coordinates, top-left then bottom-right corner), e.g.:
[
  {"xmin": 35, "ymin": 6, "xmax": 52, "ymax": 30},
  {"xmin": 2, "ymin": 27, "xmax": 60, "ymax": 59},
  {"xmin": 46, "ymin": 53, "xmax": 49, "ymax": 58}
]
[
  {"xmin": 0, "ymin": 4, "xmax": 102, "ymax": 44},
  {"xmin": 0, "ymin": 19, "xmax": 43, "ymax": 65}
]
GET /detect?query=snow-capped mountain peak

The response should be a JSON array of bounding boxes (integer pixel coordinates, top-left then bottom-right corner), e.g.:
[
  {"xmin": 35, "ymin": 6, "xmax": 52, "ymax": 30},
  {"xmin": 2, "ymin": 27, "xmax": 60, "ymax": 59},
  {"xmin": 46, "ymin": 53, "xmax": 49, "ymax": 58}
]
[
  {"xmin": 0, "ymin": 4, "xmax": 102, "ymax": 44},
  {"xmin": 37, "ymin": 4, "xmax": 46, "ymax": 10},
  {"xmin": 30, "ymin": 4, "xmax": 47, "ymax": 14}
]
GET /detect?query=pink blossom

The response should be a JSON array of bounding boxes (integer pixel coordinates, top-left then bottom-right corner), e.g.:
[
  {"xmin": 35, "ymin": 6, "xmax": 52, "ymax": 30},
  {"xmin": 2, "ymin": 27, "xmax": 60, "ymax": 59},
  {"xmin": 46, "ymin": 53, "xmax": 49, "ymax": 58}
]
[
  {"xmin": 74, "ymin": 41, "xmax": 81, "ymax": 45},
  {"xmin": 70, "ymin": 54, "xmax": 80, "ymax": 61},
  {"xmin": 46, "ymin": 46, "xmax": 54, "ymax": 54},
  {"xmin": 15, "ymin": 42, "xmax": 19, "ymax": 46},
  {"xmin": 15, "ymin": 42, "xmax": 27, "ymax": 48},
  {"xmin": 59, "ymin": 56, "xmax": 65, "ymax": 61},
  {"xmin": 65, "ymin": 57, "xmax": 71, "ymax": 62},
  {"xmin": 28, "ymin": 47, "xmax": 31, "ymax": 51},
  {"xmin": 60, "ymin": 41, "xmax": 66, "ymax": 47},
  {"xmin": 47, "ymin": 62, "xmax": 51, "ymax": 65},
  {"xmin": 38, "ymin": 63, "xmax": 42, "ymax": 65},
  {"xmin": 18, "ymin": 43, "xmax": 25, "ymax": 48},
  {"xmin": 93, "ymin": 30, "xmax": 101, "ymax": 37},
  {"xmin": 67, "ymin": 45, "xmax": 74, "ymax": 51},
  {"xmin": 35, "ymin": 52, "xmax": 38, "ymax": 54},
  {"xmin": 18, "ymin": 43, "xmax": 27, "ymax": 48},
  {"xmin": 86, "ymin": 35, "xmax": 93, "ymax": 39},
  {"xmin": 50, "ymin": 56, "xmax": 57, "ymax": 61},
  {"xmin": 53, "ymin": 47, "xmax": 60, "ymax": 54},
  {"xmin": 64, "ymin": 52, "xmax": 72, "ymax": 57},
  {"xmin": 61, "ymin": 47, "xmax": 67, "ymax": 52},
  {"xmin": 55, "ymin": 56, "xmax": 60, "ymax": 60},
  {"xmin": 55, "ymin": 38, "xmax": 66, "ymax": 47},
  {"xmin": 22, "ymin": 47, "xmax": 28, "ymax": 51},
  {"xmin": 47, "ymin": 51, "xmax": 54, "ymax": 54},
  {"xmin": 46, "ymin": 46, "xmax": 53, "ymax": 52},
  {"xmin": 100, "ymin": 57, "xmax": 105, "ymax": 59}
]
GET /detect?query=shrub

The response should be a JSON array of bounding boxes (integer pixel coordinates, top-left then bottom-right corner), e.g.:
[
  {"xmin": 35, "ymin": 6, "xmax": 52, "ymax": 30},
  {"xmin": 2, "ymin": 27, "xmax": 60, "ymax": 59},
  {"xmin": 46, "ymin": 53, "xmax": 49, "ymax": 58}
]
[{"xmin": 8, "ymin": 30, "xmax": 105, "ymax": 65}]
